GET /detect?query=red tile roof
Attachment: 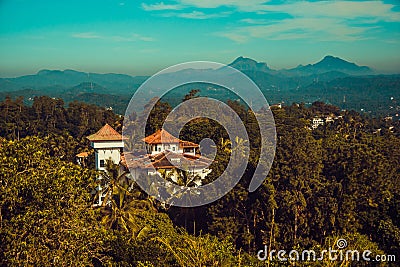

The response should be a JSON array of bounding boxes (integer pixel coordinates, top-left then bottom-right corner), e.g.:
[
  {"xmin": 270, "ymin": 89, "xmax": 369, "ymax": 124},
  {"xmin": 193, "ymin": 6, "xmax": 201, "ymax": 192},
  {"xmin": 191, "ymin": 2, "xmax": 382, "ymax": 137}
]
[
  {"xmin": 143, "ymin": 129, "xmax": 181, "ymax": 144},
  {"xmin": 143, "ymin": 129, "xmax": 199, "ymax": 148},
  {"xmin": 76, "ymin": 152, "xmax": 89, "ymax": 157},
  {"xmin": 87, "ymin": 124, "xmax": 126, "ymax": 141},
  {"xmin": 122, "ymin": 151, "xmax": 212, "ymax": 170},
  {"xmin": 179, "ymin": 140, "xmax": 198, "ymax": 148}
]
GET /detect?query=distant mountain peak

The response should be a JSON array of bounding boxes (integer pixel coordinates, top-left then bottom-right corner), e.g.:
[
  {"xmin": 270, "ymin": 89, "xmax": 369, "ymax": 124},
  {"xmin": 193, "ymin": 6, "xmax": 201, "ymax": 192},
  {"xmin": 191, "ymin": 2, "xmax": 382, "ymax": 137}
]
[
  {"xmin": 294, "ymin": 55, "xmax": 373, "ymax": 75},
  {"xmin": 231, "ymin": 56, "xmax": 256, "ymax": 63},
  {"xmin": 318, "ymin": 55, "xmax": 356, "ymax": 66},
  {"xmin": 323, "ymin": 55, "xmax": 340, "ymax": 60},
  {"xmin": 228, "ymin": 56, "xmax": 270, "ymax": 72},
  {"xmin": 37, "ymin": 69, "xmax": 63, "ymax": 75}
]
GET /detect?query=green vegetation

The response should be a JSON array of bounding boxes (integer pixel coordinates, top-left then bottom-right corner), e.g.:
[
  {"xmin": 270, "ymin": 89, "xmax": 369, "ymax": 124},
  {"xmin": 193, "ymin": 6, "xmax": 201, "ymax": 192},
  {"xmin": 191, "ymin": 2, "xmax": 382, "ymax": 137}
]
[{"xmin": 0, "ymin": 94, "xmax": 399, "ymax": 266}]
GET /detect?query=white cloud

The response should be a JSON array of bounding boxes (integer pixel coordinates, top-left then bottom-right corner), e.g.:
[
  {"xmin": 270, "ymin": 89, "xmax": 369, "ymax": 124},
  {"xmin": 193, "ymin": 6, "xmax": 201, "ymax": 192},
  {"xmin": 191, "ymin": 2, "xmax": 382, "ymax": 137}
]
[
  {"xmin": 177, "ymin": 0, "xmax": 271, "ymax": 11},
  {"xmin": 141, "ymin": 0, "xmax": 399, "ymax": 42},
  {"xmin": 72, "ymin": 32, "xmax": 101, "ymax": 39},
  {"xmin": 142, "ymin": 2, "xmax": 183, "ymax": 11},
  {"xmin": 218, "ymin": 32, "xmax": 248, "ymax": 43},
  {"xmin": 240, "ymin": 18, "xmax": 269, "ymax": 24},
  {"xmin": 177, "ymin": 0, "xmax": 399, "ymax": 21},
  {"xmin": 221, "ymin": 17, "xmax": 378, "ymax": 42},
  {"xmin": 264, "ymin": 1, "xmax": 400, "ymax": 23},
  {"xmin": 110, "ymin": 34, "xmax": 155, "ymax": 42},
  {"xmin": 144, "ymin": 0, "xmax": 399, "ymax": 22},
  {"xmin": 177, "ymin": 10, "xmax": 231, "ymax": 19},
  {"xmin": 72, "ymin": 32, "xmax": 155, "ymax": 42},
  {"xmin": 219, "ymin": 1, "xmax": 399, "ymax": 42}
]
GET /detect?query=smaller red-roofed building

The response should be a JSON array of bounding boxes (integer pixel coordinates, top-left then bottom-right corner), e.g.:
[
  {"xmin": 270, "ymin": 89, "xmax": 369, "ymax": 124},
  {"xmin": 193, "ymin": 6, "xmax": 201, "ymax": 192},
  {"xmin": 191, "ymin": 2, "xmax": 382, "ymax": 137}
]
[
  {"xmin": 76, "ymin": 151, "xmax": 90, "ymax": 167},
  {"xmin": 143, "ymin": 129, "xmax": 198, "ymax": 156},
  {"xmin": 120, "ymin": 129, "xmax": 213, "ymax": 183},
  {"xmin": 87, "ymin": 123, "xmax": 126, "ymax": 171}
]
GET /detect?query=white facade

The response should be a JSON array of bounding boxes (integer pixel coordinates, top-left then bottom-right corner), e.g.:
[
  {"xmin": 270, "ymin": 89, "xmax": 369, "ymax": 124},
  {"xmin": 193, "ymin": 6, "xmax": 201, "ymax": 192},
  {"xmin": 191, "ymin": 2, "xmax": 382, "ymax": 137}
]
[
  {"xmin": 147, "ymin": 143, "xmax": 181, "ymax": 155},
  {"xmin": 146, "ymin": 143, "xmax": 196, "ymax": 156},
  {"xmin": 91, "ymin": 140, "xmax": 124, "ymax": 171}
]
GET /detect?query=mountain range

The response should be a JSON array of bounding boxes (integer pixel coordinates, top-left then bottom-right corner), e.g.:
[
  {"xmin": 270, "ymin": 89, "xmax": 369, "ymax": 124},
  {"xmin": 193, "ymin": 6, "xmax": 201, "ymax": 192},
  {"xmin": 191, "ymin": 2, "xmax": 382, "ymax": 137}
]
[{"xmin": 0, "ymin": 56, "xmax": 398, "ymax": 117}]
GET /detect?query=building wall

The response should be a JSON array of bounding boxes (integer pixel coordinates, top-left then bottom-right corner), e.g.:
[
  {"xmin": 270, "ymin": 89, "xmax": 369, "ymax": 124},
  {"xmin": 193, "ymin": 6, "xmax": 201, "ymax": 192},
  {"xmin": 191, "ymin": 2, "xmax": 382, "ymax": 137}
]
[
  {"xmin": 91, "ymin": 140, "xmax": 124, "ymax": 149},
  {"xmin": 150, "ymin": 143, "xmax": 183, "ymax": 155},
  {"xmin": 148, "ymin": 143, "xmax": 197, "ymax": 156},
  {"xmin": 95, "ymin": 148, "xmax": 121, "ymax": 171}
]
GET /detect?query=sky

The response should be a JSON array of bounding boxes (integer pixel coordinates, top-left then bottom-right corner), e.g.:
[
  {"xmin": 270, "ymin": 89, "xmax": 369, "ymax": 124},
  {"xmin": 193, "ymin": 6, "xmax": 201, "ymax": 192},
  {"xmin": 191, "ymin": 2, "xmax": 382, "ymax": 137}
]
[{"xmin": 0, "ymin": 0, "xmax": 399, "ymax": 77}]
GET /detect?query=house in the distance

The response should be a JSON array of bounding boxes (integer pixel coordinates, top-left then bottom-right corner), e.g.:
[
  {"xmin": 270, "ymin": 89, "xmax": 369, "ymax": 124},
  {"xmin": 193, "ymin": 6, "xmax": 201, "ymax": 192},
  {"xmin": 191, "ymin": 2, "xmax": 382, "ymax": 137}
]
[
  {"xmin": 312, "ymin": 117, "xmax": 325, "ymax": 129},
  {"xmin": 311, "ymin": 115, "xmax": 339, "ymax": 130}
]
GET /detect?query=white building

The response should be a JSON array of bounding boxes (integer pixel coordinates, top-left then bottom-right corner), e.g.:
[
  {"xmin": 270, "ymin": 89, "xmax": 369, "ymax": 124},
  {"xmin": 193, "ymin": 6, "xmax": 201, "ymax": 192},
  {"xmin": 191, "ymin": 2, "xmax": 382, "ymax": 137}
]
[
  {"xmin": 86, "ymin": 125, "xmax": 213, "ymax": 206},
  {"xmin": 312, "ymin": 118, "xmax": 324, "ymax": 129},
  {"xmin": 143, "ymin": 129, "xmax": 198, "ymax": 156},
  {"xmin": 87, "ymin": 124, "xmax": 125, "ymax": 171}
]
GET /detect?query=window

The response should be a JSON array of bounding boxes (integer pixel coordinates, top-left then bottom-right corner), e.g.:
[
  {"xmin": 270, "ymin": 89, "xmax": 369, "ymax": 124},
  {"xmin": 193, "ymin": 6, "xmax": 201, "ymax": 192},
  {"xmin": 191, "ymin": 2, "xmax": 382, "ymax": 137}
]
[
  {"xmin": 158, "ymin": 147, "xmax": 161, "ymax": 152},
  {"xmin": 172, "ymin": 146, "xmax": 175, "ymax": 151},
  {"xmin": 100, "ymin": 160, "xmax": 105, "ymax": 168}
]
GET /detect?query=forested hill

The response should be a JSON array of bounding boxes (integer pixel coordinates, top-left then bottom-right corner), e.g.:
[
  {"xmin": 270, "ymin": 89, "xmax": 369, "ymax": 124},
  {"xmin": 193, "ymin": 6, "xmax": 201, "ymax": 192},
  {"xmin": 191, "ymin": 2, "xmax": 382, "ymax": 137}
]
[
  {"xmin": 0, "ymin": 94, "xmax": 400, "ymax": 267},
  {"xmin": 0, "ymin": 95, "xmax": 399, "ymax": 265}
]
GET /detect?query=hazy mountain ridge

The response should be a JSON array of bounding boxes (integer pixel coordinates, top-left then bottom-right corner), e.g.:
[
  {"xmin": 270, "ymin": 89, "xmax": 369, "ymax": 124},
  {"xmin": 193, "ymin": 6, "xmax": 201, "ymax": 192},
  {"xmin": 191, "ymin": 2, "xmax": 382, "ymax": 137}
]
[
  {"xmin": 0, "ymin": 69, "xmax": 147, "ymax": 94},
  {"xmin": 0, "ymin": 56, "xmax": 398, "ymax": 117},
  {"xmin": 230, "ymin": 55, "xmax": 373, "ymax": 76}
]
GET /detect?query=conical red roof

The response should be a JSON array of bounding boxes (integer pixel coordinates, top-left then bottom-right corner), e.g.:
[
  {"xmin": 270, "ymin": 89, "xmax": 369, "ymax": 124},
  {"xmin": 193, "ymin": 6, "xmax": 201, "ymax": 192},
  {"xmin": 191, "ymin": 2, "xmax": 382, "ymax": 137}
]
[{"xmin": 87, "ymin": 124, "xmax": 124, "ymax": 141}]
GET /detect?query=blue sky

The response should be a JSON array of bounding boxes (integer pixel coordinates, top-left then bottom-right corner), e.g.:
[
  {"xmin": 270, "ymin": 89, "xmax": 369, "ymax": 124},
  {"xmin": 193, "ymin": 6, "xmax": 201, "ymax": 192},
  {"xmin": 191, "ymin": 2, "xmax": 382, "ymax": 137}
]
[{"xmin": 0, "ymin": 0, "xmax": 399, "ymax": 77}]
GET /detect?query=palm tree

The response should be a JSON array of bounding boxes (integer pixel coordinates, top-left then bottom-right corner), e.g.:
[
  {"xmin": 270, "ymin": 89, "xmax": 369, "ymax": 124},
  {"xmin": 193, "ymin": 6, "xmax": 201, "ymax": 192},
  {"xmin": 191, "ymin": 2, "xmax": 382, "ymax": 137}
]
[
  {"xmin": 100, "ymin": 184, "xmax": 151, "ymax": 238},
  {"xmin": 95, "ymin": 160, "xmax": 154, "ymax": 238},
  {"xmin": 219, "ymin": 137, "xmax": 232, "ymax": 153},
  {"xmin": 92, "ymin": 160, "xmax": 127, "ymax": 207}
]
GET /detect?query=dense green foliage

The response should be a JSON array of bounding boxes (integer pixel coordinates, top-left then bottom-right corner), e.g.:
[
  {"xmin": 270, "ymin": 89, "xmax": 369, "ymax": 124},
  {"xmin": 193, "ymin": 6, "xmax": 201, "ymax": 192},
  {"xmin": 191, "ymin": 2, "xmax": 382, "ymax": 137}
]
[
  {"xmin": 150, "ymin": 98, "xmax": 399, "ymax": 265},
  {"xmin": 0, "ymin": 94, "xmax": 399, "ymax": 266},
  {"xmin": 0, "ymin": 95, "xmax": 120, "ymax": 140},
  {"xmin": 0, "ymin": 136, "xmax": 254, "ymax": 266}
]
